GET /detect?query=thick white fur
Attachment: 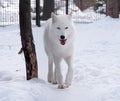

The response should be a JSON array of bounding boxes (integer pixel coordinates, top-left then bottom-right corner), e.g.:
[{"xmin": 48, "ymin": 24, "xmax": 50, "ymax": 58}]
[{"xmin": 43, "ymin": 13, "xmax": 75, "ymax": 89}]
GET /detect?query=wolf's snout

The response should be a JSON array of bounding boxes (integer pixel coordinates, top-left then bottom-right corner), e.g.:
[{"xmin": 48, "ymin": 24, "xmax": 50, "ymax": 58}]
[
  {"xmin": 59, "ymin": 35, "xmax": 67, "ymax": 45},
  {"xmin": 60, "ymin": 35, "xmax": 65, "ymax": 39}
]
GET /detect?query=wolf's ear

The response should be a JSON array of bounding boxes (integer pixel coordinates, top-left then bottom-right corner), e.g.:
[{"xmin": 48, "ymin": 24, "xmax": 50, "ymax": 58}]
[{"xmin": 51, "ymin": 12, "xmax": 57, "ymax": 23}]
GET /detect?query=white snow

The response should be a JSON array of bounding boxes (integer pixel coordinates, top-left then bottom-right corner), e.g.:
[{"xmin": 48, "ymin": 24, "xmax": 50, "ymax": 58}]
[
  {"xmin": 0, "ymin": 16, "xmax": 120, "ymax": 101},
  {"xmin": 0, "ymin": 1, "xmax": 120, "ymax": 100}
]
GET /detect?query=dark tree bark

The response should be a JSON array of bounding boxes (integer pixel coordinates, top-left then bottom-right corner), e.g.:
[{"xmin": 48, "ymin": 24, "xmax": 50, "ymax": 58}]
[
  {"xmin": 74, "ymin": 0, "xmax": 95, "ymax": 11},
  {"xmin": 106, "ymin": 0, "xmax": 119, "ymax": 18},
  {"xmin": 36, "ymin": 0, "xmax": 40, "ymax": 26},
  {"xmin": 41, "ymin": 0, "xmax": 54, "ymax": 20},
  {"xmin": 19, "ymin": 0, "xmax": 38, "ymax": 80},
  {"xmin": 66, "ymin": 0, "xmax": 69, "ymax": 14},
  {"xmin": 74, "ymin": 0, "xmax": 83, "ymax": 11},
  {"xmin": 118, "ymin": 0, "xmax": 120, "ymax": 12}
]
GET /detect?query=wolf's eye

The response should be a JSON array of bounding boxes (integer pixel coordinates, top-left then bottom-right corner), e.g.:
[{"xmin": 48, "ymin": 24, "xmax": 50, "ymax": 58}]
[
  {"xmin": 57, "ymin": 27, "xmax": 61, "ymax": 30},
  {"xmin": 65, "ymin": 27, "xmax": 68, "ymax": 29}
]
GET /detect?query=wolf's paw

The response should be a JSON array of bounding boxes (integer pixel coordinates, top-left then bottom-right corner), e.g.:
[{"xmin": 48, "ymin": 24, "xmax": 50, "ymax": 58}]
[
  {"xmin": 58, "ymin": 84, "xmax": 66, "ymax": 89},
  {"xmin": 48, "ymin": 77, "xmax": 53, "ymax": 83},
  {"xmin": 48, "ymin": 80, "xmax": 52, "ymax": 83},
  {"xmin": 52, "ymin": 81, "xmax": 58, "ymax": 84},
  {"xmin": 65, "ymin": 83, "xmax": 71, "ymax": 88},
  {"xmin": 65, "ymin": 84, "xmax": 71, "ymax": 88}
]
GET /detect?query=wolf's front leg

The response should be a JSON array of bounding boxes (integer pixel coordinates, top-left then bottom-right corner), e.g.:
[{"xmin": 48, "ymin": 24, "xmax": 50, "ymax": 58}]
[
  {"xmin": 54, "ymin": 56, "xmax": 64, "ymax": 89},
  {"xmin": 65, "ymin": 56, "xmax": 73, "ymax": 87}
]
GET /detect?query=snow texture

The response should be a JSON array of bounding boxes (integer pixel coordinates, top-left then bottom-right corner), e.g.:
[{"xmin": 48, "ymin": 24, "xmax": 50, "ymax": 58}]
[
  {"xmin": 0, "ymin": 0, "xmax": 120, "ymax": 101},
  {"xmin": 0, "ymin": 17, "xmax": 120, "ymax": 101}
]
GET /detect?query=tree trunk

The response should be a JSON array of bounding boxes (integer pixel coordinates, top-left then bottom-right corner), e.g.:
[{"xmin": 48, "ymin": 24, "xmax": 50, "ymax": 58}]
[
  {"xmin": 74, "ymin": 0, "xmax": 83, "ymax": 11},
  {"xmin": 36, "ymin": 0, "xmax": 40, "ymax": 27},
  {"xmin": 19, "ymin": 0, "xmax": 38, "ymax": 80},
  {"xmin": 74, "ymin": 0, "xmax": 95, "ymax": 11},
  {"xmin": 118, "ymin": 0, "xmax": 120, "ymax": 12},
  {"xmin": 66, "ymin": 0, "xmax": 69, "ymax": 14},
  {"xmin": 106, "ymin": 0, "xmax": 119, "ymax": 18},
  {"xmin": 41, "ymin": 0, "xmax": 54, "ymax": 20}
]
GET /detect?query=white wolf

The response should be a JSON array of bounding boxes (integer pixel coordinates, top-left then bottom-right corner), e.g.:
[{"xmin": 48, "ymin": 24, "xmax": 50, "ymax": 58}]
[{"xmin": 43, "ymin": 13, "xmax": 75, "ymax": 89}]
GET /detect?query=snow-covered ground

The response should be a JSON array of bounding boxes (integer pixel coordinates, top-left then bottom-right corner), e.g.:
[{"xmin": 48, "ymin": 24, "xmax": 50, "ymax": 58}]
[{"xmin": 0, "ymin": 17, "xmax": 120, "ymax": 101}]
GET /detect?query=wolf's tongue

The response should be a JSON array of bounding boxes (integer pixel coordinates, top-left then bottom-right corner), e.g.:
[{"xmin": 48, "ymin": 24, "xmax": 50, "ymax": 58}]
[{"xmin": 60, "ymin": 39, "xmax": 66, "ymax": 45}]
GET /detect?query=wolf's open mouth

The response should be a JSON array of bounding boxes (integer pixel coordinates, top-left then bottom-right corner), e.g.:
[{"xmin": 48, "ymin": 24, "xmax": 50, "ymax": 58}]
[{"xmin": 59, "ymin": 39, "xmax": 67, "ymax": 45}]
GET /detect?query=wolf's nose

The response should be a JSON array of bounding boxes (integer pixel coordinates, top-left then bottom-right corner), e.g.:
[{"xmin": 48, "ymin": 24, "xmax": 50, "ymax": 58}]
[{"xmin": 60, "ymin": 35, "xmax": 65, "ymax": 39}]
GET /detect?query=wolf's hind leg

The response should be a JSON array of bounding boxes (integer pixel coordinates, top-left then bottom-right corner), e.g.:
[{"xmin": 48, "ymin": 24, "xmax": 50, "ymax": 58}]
[
  {"xmin": 54, "ymin": 56, "xmax": 64, "ymax": 88},
  {"xmin": 48, "ymin": 56, "xmax": 54, "ymax": 83},
  {"xmin": 52, "ymin": 67, "xmax": 58, "ymax": 84},
  {"xmin": 65, "ymin": 56, "xmax": 73, "ymax": 87}
]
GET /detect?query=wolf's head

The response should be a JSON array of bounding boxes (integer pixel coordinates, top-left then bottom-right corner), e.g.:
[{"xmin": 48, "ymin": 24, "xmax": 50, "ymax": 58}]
[{"xmin": 50, "ymin": 13, "xmax": 75, "ymax": 46}]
